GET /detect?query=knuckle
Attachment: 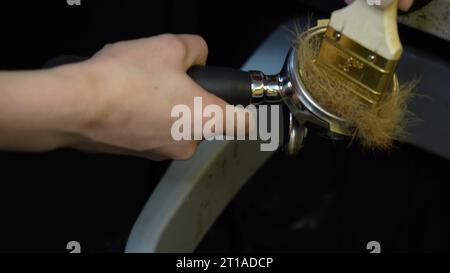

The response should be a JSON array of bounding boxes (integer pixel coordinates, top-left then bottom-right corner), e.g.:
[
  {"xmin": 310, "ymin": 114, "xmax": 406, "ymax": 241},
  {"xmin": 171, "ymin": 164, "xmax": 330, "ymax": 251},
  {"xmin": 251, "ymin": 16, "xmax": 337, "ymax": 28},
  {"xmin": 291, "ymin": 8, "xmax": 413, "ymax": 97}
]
[
  {"xmin": 101, "ymin": 43, "xmax": 114, "ymax": 51},
  {"xmin": 192, "ymin": 35, "xmax": 208, "ymax": 54},
  {"xmin": 160, "ymin": 34, "xmax": 187, "ymax": 60},
  {"xmin": 101, "ymin": 41, "xmax": 125, "ymax": 52},
  {"xmin": 94, "ymin": 42, "xmax": 125, "ymax": 60}
]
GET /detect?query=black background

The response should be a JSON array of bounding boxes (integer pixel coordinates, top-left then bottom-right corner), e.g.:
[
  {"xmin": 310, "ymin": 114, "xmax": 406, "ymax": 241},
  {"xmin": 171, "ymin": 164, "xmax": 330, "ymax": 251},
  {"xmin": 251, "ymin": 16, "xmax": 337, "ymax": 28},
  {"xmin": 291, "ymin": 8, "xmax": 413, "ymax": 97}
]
[{"xmin": 0, "ymin": 0, "xmax": 448, "ymax": 253}]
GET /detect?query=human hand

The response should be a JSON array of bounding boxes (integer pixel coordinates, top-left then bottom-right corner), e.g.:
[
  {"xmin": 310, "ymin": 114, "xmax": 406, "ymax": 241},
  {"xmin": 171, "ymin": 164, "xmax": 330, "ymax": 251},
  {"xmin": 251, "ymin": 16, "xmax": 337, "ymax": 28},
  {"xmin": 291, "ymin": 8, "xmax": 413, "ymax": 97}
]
[
  {"xmin": 344, "ymin": 0, "xmax": 415, "ymax": 11},
  {"xmin": 65, "ymin": 34, "xmax": 250, "ymax": 160}
]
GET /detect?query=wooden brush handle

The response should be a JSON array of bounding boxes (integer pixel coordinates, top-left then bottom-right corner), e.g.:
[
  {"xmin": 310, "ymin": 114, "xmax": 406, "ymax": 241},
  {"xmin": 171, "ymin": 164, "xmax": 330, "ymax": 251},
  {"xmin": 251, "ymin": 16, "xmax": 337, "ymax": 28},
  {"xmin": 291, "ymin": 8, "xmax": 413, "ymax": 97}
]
[{"xmin": 329, "ymin": 0, "xmax": 402, "ymax": 60}]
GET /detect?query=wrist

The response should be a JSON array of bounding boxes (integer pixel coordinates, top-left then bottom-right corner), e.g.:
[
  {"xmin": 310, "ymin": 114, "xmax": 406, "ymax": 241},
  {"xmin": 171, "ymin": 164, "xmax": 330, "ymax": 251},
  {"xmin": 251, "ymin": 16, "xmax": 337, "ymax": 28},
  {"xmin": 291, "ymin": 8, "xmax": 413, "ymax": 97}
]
[
  {"xmin": 44, "ymin": 61, "xmax": 99, "ymax": 149},
  {"xmin": 0, "ymin": 59, "xmax": 100, "ymax": 152}
]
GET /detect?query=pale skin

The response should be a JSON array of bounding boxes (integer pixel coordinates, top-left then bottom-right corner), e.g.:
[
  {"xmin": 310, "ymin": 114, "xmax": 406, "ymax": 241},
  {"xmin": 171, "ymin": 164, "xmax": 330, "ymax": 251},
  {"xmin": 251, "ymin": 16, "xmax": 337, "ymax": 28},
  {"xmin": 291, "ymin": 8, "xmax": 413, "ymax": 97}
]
[
  {"xmin": 0, "ymin": 1, "xmax": 414, "ymax": 161},
  {"xmin": 0, "ymin": 34, "xmax": 230, "ymax": 161}
]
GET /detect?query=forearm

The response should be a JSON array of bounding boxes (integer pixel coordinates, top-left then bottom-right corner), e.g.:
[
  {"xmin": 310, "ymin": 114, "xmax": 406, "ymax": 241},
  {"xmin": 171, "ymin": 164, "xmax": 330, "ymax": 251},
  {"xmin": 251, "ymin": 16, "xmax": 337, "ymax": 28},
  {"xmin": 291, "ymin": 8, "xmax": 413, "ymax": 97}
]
[
  {"xmin": 0, "ymin": 64, "xmax": 91, "ymax": 152},
  {"xmin": 0, "ymin": 34, "xmax": 225, "ymax": 160}
]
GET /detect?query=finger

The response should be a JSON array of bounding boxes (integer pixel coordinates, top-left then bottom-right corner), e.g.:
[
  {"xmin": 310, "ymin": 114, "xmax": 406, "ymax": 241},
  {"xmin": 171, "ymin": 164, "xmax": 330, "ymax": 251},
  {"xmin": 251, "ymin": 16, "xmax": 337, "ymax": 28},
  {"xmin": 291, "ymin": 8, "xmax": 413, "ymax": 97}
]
[
  {"xmin": 398, "ymin": 0, "xmax": 414, "ymax": 11},
  {"xmin": 186, "ymin": 78, "xmax": 257, "ymax": 139},
  {"xmin": 177, "ymin": 34, "xmax": 209, "ymax": 70}
]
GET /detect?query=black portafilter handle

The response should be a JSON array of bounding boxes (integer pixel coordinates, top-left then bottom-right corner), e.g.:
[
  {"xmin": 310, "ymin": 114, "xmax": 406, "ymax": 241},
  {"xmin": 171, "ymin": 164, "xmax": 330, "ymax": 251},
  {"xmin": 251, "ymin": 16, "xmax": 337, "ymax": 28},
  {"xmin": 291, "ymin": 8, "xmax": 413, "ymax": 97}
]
[
  {"xmin": 44, "ymin": 56, "xmax": 253, "ymax": 106},
  {"xmin": 187, "ymin": 66, "xmax": 252, "ymax": 105}
]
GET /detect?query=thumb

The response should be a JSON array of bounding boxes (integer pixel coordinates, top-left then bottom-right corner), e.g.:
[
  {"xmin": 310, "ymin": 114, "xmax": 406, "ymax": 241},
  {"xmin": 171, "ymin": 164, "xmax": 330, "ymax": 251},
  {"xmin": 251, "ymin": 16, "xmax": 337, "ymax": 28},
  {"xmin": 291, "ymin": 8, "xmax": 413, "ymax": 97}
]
[{"xmin": 195, "ymin": 89, "xmax": 257, "ymax": 140}]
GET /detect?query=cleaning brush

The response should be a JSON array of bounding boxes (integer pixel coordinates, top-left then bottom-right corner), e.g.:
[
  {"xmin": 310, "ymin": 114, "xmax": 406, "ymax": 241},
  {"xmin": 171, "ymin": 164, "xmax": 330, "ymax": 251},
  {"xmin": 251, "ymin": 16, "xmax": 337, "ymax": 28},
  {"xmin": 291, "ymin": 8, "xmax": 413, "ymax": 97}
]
[
  {"xmin": 292, "ymin": 0, "xmax": 416, "ymax": 149},
  {"xmin": 316, "ymin": 0, "xmax": 402, "ymax": 106}
]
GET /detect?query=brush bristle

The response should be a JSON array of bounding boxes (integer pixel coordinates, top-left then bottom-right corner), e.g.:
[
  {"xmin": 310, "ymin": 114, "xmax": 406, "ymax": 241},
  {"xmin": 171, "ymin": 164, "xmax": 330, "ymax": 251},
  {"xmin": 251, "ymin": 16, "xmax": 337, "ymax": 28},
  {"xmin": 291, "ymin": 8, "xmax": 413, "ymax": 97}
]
[{"xmin": 296, "ymin": 31, "xmax": 416, "ymax": 149}]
